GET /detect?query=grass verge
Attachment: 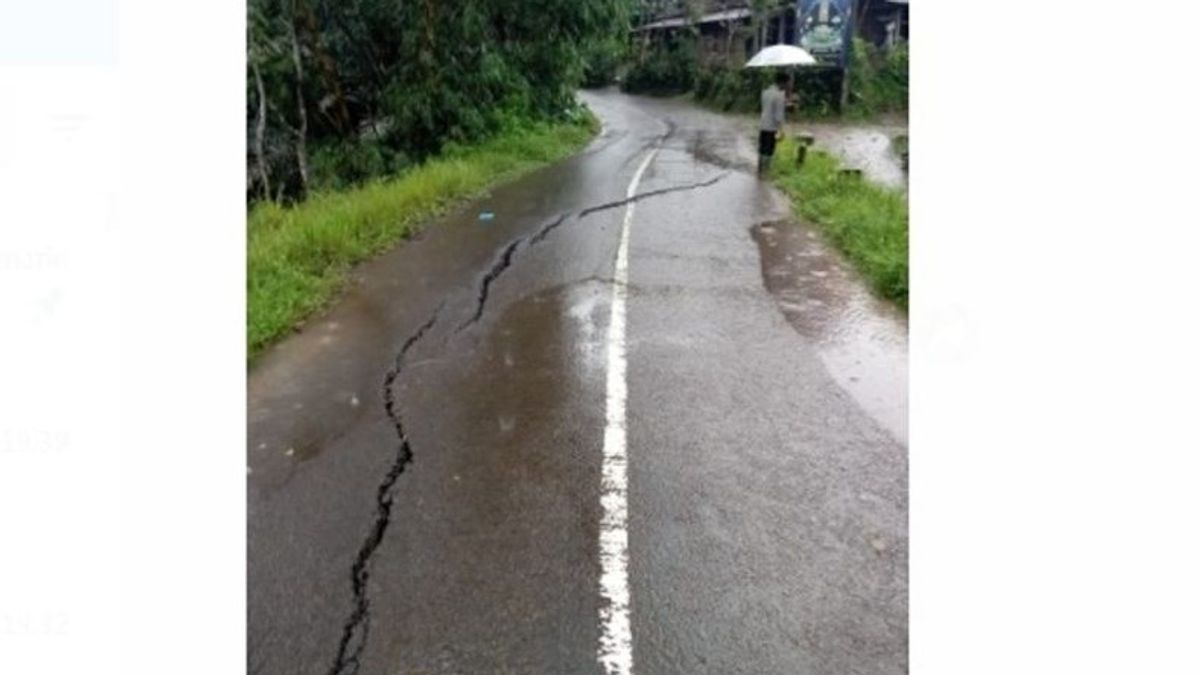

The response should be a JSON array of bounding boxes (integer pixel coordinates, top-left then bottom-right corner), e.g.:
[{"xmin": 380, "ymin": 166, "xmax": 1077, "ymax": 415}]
[
  {"xmin": 248, "ymin": 114, "xmax": 598, "ymax": 359},
  {"xmin": 769, "ymin": 136, "xmax": 908, "ymax": 308}
]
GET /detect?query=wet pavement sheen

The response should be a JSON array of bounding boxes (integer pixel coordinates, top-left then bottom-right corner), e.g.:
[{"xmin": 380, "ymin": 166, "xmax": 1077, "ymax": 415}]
[{"xmin": 248, "ymin": 89, "xmax": 907, "ymax": 674}]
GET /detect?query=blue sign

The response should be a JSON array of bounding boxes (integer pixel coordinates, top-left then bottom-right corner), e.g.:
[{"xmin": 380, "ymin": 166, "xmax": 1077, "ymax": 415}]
[{"xmin": 796, "ymin": 0, "xmax": 854, "ymax": 68}]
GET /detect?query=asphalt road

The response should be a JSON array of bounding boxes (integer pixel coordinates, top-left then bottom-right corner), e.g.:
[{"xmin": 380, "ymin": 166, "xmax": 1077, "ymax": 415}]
[{"xmin": 248, "ymin": 89, "xmax": 908, "ymax": 675}]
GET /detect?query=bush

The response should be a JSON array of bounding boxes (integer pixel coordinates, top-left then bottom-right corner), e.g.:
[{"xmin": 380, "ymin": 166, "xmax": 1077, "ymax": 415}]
[
  {"xmin": 693, "ymin": 64, "xmax": 762, "ymax": 111},
  {"xmin": 639, "ymin": 35, "xmax": 907, "ymax": 118},
  {"xmin": 247, "ymin": 0, "xmax": 630, "ymax": 205},
  {"xmin": 621, "ymin": 39, "xmax": 697, "ymax": 94},
  {"xmin": 693, "ymin": 63, "xmax": 840, "ymax": 117},
  {"xmin": 791, "ymin": 67, "xmax": 843, "ymax": 116},
  {"xmin": 310, "ymin": 141, "xmax": 409, "ymax": 192},
  {"xmin": 848, "ymin": 38, "xmax": 908, "ymax": 115},
  {"xmin": 581, "ymin": 37, "xmax": 628, "ymax": 88}
]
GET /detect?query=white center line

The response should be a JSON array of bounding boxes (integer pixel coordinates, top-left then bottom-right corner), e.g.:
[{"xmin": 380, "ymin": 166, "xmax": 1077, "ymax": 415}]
[{"xmin": 598, "ymin": 148, "xmax": 658, "ymax": 675}]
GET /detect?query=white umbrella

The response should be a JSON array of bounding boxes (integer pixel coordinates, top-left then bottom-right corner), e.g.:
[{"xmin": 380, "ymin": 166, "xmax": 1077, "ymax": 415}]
[{"xmin": 744, "ymin": 44, "xmax": 817, "ymax": 68}]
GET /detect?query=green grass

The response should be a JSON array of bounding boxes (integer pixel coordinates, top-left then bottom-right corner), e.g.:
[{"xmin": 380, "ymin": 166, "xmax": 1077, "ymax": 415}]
[
  {"xmin": 248, "ymin": 114, "xmax": 598, "ymax": 358},
  {"xmin": 770, "ymin": 137, "xmax": 908, "ymax": 308}
]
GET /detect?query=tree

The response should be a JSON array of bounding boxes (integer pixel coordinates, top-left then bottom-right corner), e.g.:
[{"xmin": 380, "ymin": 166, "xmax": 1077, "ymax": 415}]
[{"xmin": 247, "ymin": 0, "xmax": 635, "ymax": 203}]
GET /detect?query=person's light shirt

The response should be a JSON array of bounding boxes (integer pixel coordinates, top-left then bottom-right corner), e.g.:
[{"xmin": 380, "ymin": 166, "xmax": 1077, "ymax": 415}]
[{"xmin": 760, "ymin": 84, "xmax": 786, "ymax": 132}]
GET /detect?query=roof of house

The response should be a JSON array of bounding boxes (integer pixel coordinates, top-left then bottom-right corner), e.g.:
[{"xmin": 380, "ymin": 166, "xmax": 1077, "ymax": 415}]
[
  {"xmin": 633, "ymin": 0, "xmax": 762, "ymax": 31},
  {"xmin": 635, "ymin": 7, "xmax": 753, "ymax": 31}
]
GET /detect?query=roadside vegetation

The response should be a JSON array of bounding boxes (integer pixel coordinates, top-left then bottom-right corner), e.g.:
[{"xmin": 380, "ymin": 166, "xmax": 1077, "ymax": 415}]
[
  {"xmin": 247, "ymin": 0, "xmax": 633, "ymax": 356},
  {"xmin": 248, "ymin": 0, "xmax": 633, "ymax": 203},
  {"xmin": 622, "ymin": 34, "xmax": 906, "ymax": 119},
  {"xmin": 248, "ymin": 112, "xmax": 597, "ymax": 358},
  {"xmin": 769, "ymin": 139, "xmax": 908, "ymax": 308},
  {"xmin": 844, "ymin": 38, "xmax": 908, "ymax": 117}
]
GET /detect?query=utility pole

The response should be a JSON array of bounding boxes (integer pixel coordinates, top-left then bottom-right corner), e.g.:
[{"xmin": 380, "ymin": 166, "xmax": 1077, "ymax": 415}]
[{"xmin": 840, "ymin": 0, "xmax": 854, "ymax": 112}]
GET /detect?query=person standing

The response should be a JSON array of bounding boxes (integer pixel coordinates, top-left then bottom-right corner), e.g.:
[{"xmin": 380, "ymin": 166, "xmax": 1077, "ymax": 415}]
[{"xmin": 758, "ymin": 71, "xmax": 789, "ymax": 175}]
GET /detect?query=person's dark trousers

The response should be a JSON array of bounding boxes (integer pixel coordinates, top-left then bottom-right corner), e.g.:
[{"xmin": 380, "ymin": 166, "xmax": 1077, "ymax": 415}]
[{"xmin": 758, "ymin": 129, "xmax": 777, "ymax": 175}]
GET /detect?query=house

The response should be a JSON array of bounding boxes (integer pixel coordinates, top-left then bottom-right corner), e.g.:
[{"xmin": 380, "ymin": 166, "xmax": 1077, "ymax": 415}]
[
  {"xmin": 858, "ymin": 0, "xmax": 909, "ymax": 48},
  {"xmin": 632, "ymin": 0, "xmax": 905, "ymax": 67},
  {"xmin": 633, "ymin": 1, "xmax": 796, "ymax": 66}
]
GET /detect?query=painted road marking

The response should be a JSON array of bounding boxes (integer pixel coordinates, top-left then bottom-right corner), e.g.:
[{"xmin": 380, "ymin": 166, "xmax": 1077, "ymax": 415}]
[{"xmin": 598, "ymin": 148, "xmax": 658, "ymax": 675}]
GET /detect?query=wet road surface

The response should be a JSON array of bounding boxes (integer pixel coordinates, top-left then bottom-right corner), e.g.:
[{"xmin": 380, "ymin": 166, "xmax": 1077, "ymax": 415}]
[{"xmin": 248, "ymin": 89, "xmax": 907, "ymax": 674}]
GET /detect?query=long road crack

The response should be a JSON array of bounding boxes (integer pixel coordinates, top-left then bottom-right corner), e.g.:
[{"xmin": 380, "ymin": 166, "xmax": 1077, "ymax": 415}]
[
  {"xmin": 456, "ymin": 171, "xmax": 727, "ymax": 331},
  {"xmin": 324, "ymin": 121, "xmax": 710, "ymax": 667},
  {"xmin": 327, "ymin": 308, "xmax": 441, "ymax": 675},
  {"xmin": 577, "ymin": 172, "xmax": 728, "ymax": 219},
  {"xmin": 278, "ymin": 110, "xmax": 715, "ymax": 673},
  {"xmin": 325, "ymin": 127, "xmax": 717, "ymax": 671}
]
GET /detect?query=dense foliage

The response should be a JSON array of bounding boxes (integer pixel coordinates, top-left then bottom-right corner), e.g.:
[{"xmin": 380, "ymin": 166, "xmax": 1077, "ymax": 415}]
[
  {"xmin": 621, "ymin": 36, "xmax": 698, "ymax": 94},
  {"xmin": 694, "ymin": 65, "xmax": 842, "ymax": 116},
  {"xmin": 632, "ymin": 37, "xmax": 906, "ymax": 118},
  {"xmin": 847, "ymin": 37, "xmax": 908, "ymax": 115},
  {"xmin": 248, "ymin": 0, "xmax": 633, "ymax": 203},
  {"xmin": 581, "ymin": 36, "xmax": 630, "ymax": 88},
  {"xmin": 622, "ymin": 1, "xmax": 906, "ymax": 117}
]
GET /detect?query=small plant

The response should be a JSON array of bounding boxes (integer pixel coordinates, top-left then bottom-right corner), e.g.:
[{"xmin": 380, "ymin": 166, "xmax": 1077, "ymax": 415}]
[{"xmin": 770, "ymin": 137, "xmax": 908, "ymax": 307}]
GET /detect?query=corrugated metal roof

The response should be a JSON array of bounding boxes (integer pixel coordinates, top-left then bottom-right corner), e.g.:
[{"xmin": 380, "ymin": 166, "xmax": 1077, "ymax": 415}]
[
  {"xmin": 634, "ymin": 7, "xmax": 753, "ymax": 31},
  {"xmin": 636, "ymin": 16, "xmax": 688, "ymax": 30}
]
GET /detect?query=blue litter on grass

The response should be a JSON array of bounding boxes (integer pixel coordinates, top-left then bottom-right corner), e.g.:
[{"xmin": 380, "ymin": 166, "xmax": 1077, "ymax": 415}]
[{"xmin": 478, "ymin": 211, "xmax": 495, "ymax": 221}]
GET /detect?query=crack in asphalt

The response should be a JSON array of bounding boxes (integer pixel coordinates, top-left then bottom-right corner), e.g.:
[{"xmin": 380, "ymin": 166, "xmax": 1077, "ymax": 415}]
[
  {"xmin": 456, "ymin": 171, "xmax": 727, "ymax": 332},
  {"xmin": 577, "ymin": 172, "xmax": 728, "ymax": 219},
  {"xmin": 620, "ymin": 120, "xmax": 677, "ymax": 167},
  {"xmin": 327, "ymin": 308, "xmax": 441, "ymax": 675},
  {"xmin": 325, "ymin": 119, "xmax": 713, "ymax": 672},
  {"xmin": 528, "ymin": 211, "xmax": 571, "ymax": 245},
  {"xmin": 459, "ymin": 237, "xmax": 525, "ymax": 330}
]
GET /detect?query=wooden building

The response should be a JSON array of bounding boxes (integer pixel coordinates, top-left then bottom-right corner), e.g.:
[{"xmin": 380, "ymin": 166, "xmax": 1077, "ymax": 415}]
[{"xmin": 632, "ymin": 0, "xmax": 906, "ymax": 66}]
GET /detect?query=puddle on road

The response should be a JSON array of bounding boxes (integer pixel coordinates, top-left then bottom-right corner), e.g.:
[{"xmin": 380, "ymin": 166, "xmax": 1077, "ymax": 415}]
[
  {"xmin": 583, "ymin": 93, "xmax": 909, "ymax": 441},
  {"xmin": 752, "ymin": 220, "xmax": 908, "ymax": 443},
  {"xmin": 618, "ymin": 92, "xmax": 906, "ymax": 192},
  {"xmin": 807, "ymin": 125, "xmax": 907, "ymax": 191},
  {"xmin": 432, "ymin": 277, "xmax": 611, "ymax": 523}
]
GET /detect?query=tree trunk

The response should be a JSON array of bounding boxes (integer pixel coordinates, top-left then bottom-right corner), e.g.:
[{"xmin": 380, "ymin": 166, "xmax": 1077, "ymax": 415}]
[
  {"xmin": 840, "ymin": 67, "xmax": 850, "ymax": 112},
  {"xmin": 251, "ymin": 59, "xmax": 272, "ymax": 201},
  {"xmin": 287, "ymin": 12, "xmax": 310, "ymax": 195},
  {"xmin": 855, "ymin": 0, "xmax": 869, "ymax": 36},
  {"xmin": 297, "ymin": 0, "xmax": 352, "ymax": 134}
]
